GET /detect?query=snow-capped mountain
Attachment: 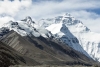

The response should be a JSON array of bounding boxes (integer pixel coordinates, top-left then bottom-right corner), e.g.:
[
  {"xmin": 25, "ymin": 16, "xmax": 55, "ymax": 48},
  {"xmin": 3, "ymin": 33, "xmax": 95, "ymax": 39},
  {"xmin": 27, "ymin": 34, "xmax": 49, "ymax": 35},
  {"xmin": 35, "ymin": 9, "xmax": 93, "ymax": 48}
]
[
  {"xmin": 0, "ymin": 15, "xmax": 90, "ymax": 57},
  {"xmin": 38, "ymin": 13, "xmax": 100, "ymax": 61},
  {"xmin": 46, "ymin": 22, "xmax": 90, "ymax": 57},
  {"xmin": 1, "ymin": 13, "xmax": 100, "ymax": 62},
  {"xmin": 2, "ymin": 16, "xmax": 52, "ymax": 38}
]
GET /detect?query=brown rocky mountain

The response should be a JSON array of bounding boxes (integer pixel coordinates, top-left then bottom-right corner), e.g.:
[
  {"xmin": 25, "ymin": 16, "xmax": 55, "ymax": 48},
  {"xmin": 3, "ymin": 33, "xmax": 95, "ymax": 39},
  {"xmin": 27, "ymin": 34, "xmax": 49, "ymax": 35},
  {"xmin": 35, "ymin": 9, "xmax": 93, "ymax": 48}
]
[
  {"xmin": 0, "ymin": 30, "xmax": 98, "ymax": 67},
  {"xmin": 0, "ymin": 40, "xmax": 39, "ymax": 67}
]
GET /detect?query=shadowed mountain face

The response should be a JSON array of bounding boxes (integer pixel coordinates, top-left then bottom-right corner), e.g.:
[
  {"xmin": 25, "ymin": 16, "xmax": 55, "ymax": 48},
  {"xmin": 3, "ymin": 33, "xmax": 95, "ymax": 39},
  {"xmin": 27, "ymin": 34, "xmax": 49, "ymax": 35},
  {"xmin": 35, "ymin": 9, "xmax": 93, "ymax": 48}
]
[
  {"xmin": 0, "ymin": 41, "xmax": 40, "ymax": 67},
  {"xmin": 0, "ymin": 30, "xmax": 97, "ymax": 66}
]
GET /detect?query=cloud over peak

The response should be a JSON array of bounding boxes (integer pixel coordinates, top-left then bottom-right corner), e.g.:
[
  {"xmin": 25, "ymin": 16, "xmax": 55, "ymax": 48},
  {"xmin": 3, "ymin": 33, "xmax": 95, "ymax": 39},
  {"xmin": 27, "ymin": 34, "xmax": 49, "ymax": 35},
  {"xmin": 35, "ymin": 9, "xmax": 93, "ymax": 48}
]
[{"xmin": 0, "ymin": 0, "xmax": 100, "ymax": 33}]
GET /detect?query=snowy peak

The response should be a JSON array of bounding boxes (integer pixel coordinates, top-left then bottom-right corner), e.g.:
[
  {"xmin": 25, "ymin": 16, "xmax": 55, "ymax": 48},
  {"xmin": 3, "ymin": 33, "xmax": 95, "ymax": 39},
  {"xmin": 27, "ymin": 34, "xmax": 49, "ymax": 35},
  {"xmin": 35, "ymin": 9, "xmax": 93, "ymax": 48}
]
[
  {"xmin": 2, "ymin": 16, "xmax": 52, "ymax": 38},
  {"xmin": 62, "ymin": 13, "xmax": 90, "ymax": 32},
  {"xmin": 39, "ymin": 13, "xmax": 90, "ymax": 33},
  {"xmin": 21, "ymin": 16, "xmax": 35, "ymax": 27},
  {"xmin": 63, "ymin": 13, "xmax": 71, "ymax": 17},
  {"xmin": 25, "ymin": 16, "xmax": 32, "ymax": 22},
  {"xmin": 54, "ymin": 13, "xmax": 76, "ymax": 25},
  {"xmin": 39, "ymin": 13, "xmax": 100, "ymax": 62},
  {"xmin": 22, "ymin": 16, "xmax": 32, "ymax": 23},
  {"xmin": 46, "ymin": 21, "xmax": 90, "ymax": 57}
]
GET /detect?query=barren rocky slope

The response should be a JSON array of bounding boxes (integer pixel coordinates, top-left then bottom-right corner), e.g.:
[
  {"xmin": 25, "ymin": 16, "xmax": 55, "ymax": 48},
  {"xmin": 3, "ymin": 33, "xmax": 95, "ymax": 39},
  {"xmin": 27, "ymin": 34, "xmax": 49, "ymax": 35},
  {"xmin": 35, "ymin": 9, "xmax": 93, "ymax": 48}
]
[
  {"xmin": 0, "ymin": 41, "xmax": 39, "ymax": 67},
  {"xmin": 0, "ymin": 30, "xmax": 97, "ymax": 66}
]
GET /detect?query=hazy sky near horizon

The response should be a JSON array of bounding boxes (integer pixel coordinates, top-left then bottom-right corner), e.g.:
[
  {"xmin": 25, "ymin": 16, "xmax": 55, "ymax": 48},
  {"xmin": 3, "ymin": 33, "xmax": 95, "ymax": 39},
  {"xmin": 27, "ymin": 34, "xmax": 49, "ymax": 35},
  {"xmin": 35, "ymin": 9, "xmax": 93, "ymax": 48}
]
[{"xmin": 0, "ymin": 0, "xmax": 100, "ymax": 33}]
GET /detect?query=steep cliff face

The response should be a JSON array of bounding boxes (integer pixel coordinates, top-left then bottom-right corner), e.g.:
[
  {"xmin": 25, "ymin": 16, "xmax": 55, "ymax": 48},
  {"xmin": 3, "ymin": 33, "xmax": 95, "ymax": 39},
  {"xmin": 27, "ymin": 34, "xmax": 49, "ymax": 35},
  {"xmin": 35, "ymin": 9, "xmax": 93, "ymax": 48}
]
[{"xmin": 39, "ymin": 13, "xmax": 100, "ymax": 61}]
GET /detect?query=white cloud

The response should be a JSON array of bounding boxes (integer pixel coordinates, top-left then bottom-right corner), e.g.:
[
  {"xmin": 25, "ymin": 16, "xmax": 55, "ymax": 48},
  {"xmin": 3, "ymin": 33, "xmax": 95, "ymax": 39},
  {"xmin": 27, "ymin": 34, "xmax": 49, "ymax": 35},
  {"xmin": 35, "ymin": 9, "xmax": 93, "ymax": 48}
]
[
  {"xmin": 0, "ymin": 0, "xmax": 100, "ymax": 33},
  {"xmin": 0, "ymin": 0, "xmax": 31, "ymax": 16},
  {"xmin": 15, "ymin": 0, "xmax": 100, "ymax": 19},
  {"xmin": 0, "ymin": 16, "xmax": 14, "ymax": 27}
]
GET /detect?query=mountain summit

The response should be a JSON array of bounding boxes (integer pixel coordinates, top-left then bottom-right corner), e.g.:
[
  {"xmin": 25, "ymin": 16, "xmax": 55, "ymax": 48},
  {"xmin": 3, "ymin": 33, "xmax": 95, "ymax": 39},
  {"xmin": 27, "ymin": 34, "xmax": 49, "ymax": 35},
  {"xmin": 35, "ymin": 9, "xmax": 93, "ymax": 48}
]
[
  {"xmin": 2, "ymin": 17, "xmax": 52, "ymax": 38},
  {"xmin": 39, "ymin": 13, "xmax": 100, "ymax": 62}
]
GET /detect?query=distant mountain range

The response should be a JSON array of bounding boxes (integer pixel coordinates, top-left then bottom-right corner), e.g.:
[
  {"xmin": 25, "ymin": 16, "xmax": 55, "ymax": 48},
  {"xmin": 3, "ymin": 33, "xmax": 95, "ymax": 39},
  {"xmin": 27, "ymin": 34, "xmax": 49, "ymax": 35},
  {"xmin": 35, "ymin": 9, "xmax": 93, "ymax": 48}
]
[{"xmin": 0, "ymin": 13, "xmax": 100, "ymax": 67}]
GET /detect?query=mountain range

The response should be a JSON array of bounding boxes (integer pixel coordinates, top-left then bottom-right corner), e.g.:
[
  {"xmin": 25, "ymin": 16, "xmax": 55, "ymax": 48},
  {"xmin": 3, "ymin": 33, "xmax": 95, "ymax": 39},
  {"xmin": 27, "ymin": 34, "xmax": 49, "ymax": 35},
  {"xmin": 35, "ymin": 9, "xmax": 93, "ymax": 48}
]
[
  {"xmin": 0, "ymin": 13, "xmax": 100, "ymax": 67},
  {"xmin": 38, "ymin": 13, "xmax": 100, "ymax": 61}
]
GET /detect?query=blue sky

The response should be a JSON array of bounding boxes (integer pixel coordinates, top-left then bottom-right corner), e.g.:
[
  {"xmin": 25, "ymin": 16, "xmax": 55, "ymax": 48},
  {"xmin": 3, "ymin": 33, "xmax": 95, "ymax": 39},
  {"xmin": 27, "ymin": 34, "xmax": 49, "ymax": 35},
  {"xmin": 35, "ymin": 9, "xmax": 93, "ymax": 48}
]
[
  {"xmin": 0, "ymin": 0, "xmax": 100, "ymax": 33},
  {"xmin": 87, "ymin": 8, "xmax": 100, "ymax": 15}
]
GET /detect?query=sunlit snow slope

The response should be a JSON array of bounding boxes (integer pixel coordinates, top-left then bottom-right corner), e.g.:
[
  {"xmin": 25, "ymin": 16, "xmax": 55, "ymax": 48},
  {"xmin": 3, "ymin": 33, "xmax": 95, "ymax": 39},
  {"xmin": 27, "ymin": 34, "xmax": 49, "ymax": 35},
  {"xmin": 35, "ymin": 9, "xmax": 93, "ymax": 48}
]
[{"xmin": 39, "ymin": 13, "xmax": 100, "ymax": 61}]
